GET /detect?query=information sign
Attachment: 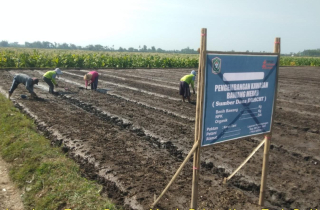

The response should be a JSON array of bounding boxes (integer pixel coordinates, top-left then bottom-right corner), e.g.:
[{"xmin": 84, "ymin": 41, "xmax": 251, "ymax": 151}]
[{"xmin": 201, "ymin": 54, "xmax": 278, "ymax": 147}]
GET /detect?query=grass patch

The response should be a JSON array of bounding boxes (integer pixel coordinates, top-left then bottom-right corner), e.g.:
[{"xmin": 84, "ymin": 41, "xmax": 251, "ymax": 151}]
[{"xmin": 0, "ymin": 94, "xmax": 118, "ymax": 210}]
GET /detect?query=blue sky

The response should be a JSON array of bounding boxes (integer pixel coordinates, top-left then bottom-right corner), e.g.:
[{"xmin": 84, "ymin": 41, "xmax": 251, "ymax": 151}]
[{"xmin": 1, "ymin": 0, "xmax": 319, "ymax": 53}]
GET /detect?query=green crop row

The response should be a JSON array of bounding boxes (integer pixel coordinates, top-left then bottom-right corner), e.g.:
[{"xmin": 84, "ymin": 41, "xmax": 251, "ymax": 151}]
[
  {"xmin": 1, "ymin": 48, "xmax": 320, "ymax": 68},
  {"xmin": 280, "ymin": 57, "xmax": 320, "ymax": 66},
  {"xmin": 0, "ymin": 48, "xmax": 199, "ymax": 68}
]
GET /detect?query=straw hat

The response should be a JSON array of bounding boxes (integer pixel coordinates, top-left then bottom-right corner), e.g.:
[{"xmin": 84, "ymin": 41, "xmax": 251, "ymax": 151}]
[{"xmin": 84, "ymin": 73, "xmax": 92, "ymax": 81}]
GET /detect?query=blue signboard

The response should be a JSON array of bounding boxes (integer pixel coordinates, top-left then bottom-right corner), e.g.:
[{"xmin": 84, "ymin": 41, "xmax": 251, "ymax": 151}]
[{"xmin": 201, "ymin": 54, "xmax": 278, "ymax": 147}]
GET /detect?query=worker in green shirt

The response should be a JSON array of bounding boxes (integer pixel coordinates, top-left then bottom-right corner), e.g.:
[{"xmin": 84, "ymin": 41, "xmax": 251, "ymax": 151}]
[
  {"xmin": 179, "ymin": 70, "xmax": 196, "ymax": 103},
  {"xmin": 43, "ymin": 68, "xmax": 63, "ymax": 95}
]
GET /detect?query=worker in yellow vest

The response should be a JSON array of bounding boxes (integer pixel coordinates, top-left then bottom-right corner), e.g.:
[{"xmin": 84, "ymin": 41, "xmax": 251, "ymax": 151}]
[
  {"xmin": 43, "ymin": 68, "xmax": 63, "ymax": 95},
  {"xmin": 179, "ymin": 70, "xmax": 196, "ymax": 103}
]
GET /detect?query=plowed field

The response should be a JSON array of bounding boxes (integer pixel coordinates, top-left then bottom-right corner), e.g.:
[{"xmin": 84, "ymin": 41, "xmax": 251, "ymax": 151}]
[{"xmin": 0, "ymin": 67, "xmax": 319, "ymax": 210}]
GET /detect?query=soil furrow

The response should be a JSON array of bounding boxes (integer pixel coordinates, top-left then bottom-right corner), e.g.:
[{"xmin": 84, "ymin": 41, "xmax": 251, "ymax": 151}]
[
  {"xmin": 1, "ymin": 67, "xmax": 320, "ymax": 209},
  {"xmin": 7, "ymin": 70, "xmax": 320, "ymax": 161},
  {"xmin": 97, "ymin": 69, "xmax": 179, "ymax": 86},
  {"xmin": 79, "ymin": 70, "xmax": 178, "ymax": 90},
  {"xmin": 63, "ymin": 71, "xmax": 181, "ymax": 101},
  {"xmin": 64, "ymin": 70, "xmax": 183, "ymax": 100},
  {"xmin": 0, "ymin": 74, "xmax": 267, "ymax": 210},
  {"xmin": 34, "ymin": 70, "xmax": 197, "ymax": 118}
]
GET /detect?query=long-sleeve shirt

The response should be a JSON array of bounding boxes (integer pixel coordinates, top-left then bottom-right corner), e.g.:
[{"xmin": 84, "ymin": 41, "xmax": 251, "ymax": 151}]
[
  {"xmin": 85, "ymin": 71, "xmax": 99, "ymax": 88},
  {"xmin": 14, "ymin": 74, "xmax": 35, "ymax": 94},
  {"xmin": 180, "ymin": 74, "xmax": 195, "ymax": 89},
  {"xmin": 43, "ymin": 71, "xmax": 58, "ymax": 85}
]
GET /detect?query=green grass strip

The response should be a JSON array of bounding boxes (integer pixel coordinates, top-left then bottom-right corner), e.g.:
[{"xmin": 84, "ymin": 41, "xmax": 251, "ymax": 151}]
[{"xmin": 0, "ymin": 94, "xmax": 118, "ymax": 210}]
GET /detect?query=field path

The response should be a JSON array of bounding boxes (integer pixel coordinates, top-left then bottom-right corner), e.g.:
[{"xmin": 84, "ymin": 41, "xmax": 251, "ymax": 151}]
[{"xmin": 0, "ymin": 156, "xmax": 24, "ymax": 210}]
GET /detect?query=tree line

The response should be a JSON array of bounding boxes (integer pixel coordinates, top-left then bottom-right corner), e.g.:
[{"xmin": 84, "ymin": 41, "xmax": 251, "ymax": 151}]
[
  {"xmin": 0, "ymin": 40, "xmax": 198, "ymax": 54},
  {"xmin": 299, "ymin": 49, "xmax": 320, "ymax": 57}
]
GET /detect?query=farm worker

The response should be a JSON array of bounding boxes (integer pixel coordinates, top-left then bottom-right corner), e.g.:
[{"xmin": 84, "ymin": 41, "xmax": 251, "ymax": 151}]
[
  {"xmin": 8, "ymin": 74, "xmax": 38, "ymax": 99},
  {"xmin": 84, "ymin": 71, "xmax": 99, "ymax": 90},
  {"xmin": 43, "ymin": 68, "xmax": 63, "ymax": 94},
  {"xmin": 179, "ymin": 70, "xmax": 196, "ymax": 103}
]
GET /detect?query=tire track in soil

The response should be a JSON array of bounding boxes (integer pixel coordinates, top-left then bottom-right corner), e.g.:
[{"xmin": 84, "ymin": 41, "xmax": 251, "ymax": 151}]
[
  {"xmin": 1, "ymin": 69, "xmax": 318, "ymax": 209},
  {"xmin": 0, "ymin": 73, "xmax": 263, "ymax": 210}
]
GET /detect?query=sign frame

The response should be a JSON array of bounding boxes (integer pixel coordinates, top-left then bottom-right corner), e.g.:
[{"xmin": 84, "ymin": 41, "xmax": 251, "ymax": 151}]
[{"xmin": 200, "ymin": 52, "xmax": 280, "ymax": 147}]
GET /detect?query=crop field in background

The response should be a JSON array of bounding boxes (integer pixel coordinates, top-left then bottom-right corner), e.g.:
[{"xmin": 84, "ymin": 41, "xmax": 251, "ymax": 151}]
[
  {"xmin": 0, "ymin": 67, "xmax": 319, "ymax": 209},
  {"xmin": 1, "ymin": 48, "xmax": 320, "ymax": 68},
  {"xmin": 0, "ymin": 48, "xmax": 198, "ymax": 68}
]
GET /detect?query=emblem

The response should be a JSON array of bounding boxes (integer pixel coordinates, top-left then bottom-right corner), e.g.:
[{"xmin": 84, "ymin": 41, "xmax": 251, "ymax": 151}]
[{"xmin": 212, "ymin": 57, "xmax": 221, "ymax": 74}]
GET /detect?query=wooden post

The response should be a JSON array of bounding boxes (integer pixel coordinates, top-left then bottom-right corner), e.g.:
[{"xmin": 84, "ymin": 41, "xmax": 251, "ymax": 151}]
[
  {"xmin": 151, "ymin": 141, "xmax": 200, "ymax": 208},
  {"xmin": 259, "ymin": 37, "xmax": 281, "ymax": 206},
  {"xmin": 223, "ymin": 138, "xmax": 266, "ymax": 184},
  {"xmin": 190, "ymin": 28, "xmax": 207, "ymax": 209}
]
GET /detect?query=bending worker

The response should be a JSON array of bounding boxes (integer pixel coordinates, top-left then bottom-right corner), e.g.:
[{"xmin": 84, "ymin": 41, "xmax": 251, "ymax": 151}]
[
  {"xmin": 8, "ymin": 74, "xmax": 38, "ymax": 99},
  {"xmin": 43, "ymin": 68, "xmax": 63, "ymax": 94},
  {"xmin": 179, "ymin": 70, "xmax": 196, "ymax": 103},
  {"xmin": 84, "ymin": 70, "xmax": 99, "ymax": 90}
]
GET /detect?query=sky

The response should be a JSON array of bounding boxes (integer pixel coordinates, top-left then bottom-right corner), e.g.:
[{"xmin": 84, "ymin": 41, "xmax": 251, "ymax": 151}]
[{"xmin": 1, "ymin": 0, "xmax": 319, "ymax": 54}]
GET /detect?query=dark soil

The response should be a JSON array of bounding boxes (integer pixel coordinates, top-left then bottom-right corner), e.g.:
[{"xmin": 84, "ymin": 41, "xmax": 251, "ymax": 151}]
[{"xmin": 0, "ymin": 67, "xmax": 319, "ymax": 210}]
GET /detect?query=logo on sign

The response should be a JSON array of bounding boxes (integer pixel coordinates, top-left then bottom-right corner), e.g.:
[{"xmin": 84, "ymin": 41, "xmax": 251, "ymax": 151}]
[
  {"xmin": 212, "ymin": 57, "xmax": 221, "ymax": 74},
  {"xmin": 262, "ymin": 60, "xmax": 276, "ymax": 69}
]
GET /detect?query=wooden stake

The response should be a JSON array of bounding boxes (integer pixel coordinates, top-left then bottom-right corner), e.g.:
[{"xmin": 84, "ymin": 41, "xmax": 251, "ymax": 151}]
[
  {"xmin": 151, "ymin": 141, "xmax": 200, "ymax": 208},
  {"xmin": 259, "ymin": 37, "xmax": 281, "ymax": 206},
  {"xmin": 190, "ymin": 28, "xmax": 207, "ymax": 209},
  {"xmin": 223, "ymin": 138, "xmax": 266, "ymax": 184}
]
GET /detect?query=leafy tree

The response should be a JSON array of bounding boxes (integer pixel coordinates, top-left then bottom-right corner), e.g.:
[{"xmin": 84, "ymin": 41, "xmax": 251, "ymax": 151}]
[
  {"xmin": 69, "ymin": 44, "xmax": 77, "ymax": 49},
  {"xmin": 157, "ymin": 48, "xmax": 164, "ymax": 53},
  {"xmin": 58, "ymin": 43, "xmax": 69, "ymax": 49},
  {"xmin": 86, "ymin": 45, "xmax": 95, "ymax": 51},
  {"xmin": 10, "ymin": 42, "xmax": 21, "ymax": 47},
  {"xmin": 94, "ymin": 44, "xmax": 104, "ymax": 51},
  {"xmin": 142, "ymin": 45, "xmax": 147, "ymax": 52},
  {"xmin": 0, "ymin": 41, "xmax": 9, "ymax": 47}
]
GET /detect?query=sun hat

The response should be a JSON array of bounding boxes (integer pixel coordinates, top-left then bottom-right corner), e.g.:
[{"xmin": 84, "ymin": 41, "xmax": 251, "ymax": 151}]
[
  {"xmin": 84, "ymin": 73, "xmax": 93, "ymax": 81},
  {"xmin": 54, "ymin": 68, "xmax": 62, "ymax": 78},
  {"xmin": 191, "ymin": 70, "xmax": 197, "ymax": 76},
  {"xmin": 55, "ymin": 68, "xmax": 63, "ymax": 75}
]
